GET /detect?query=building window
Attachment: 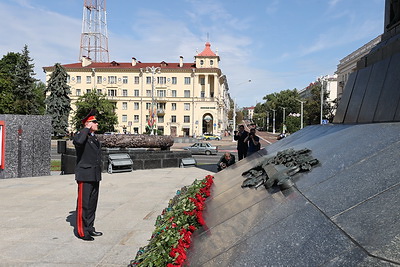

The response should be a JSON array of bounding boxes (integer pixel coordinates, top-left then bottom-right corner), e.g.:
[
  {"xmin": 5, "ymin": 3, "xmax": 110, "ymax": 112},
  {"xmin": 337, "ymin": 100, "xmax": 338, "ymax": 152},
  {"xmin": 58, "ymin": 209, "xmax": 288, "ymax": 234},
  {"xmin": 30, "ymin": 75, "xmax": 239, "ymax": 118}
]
[
  {"xmin": 157, "ymin": 90, "xmax": 166, "ymax": 97},
  {"xmin": 97, "ymin": 76, "xmax": 102, "ymax": 84},
  {"xmin": 122, "ymin": 102, "xmax": 128, "ymax": 110},
  {"xmin": 171, "ymin": 90, "xmax": 177, "ymax": 97},
  {"xmin": 122, "ymin": 115, "xmax": 127, "ymax": 122},
  {"xmin": 158, "ymin": 116, "xmax": 164, "ymax": 123},
  {"xmin": 76, "ymin": 76, "xmax": 81, "ymax": 84},
  {"xmin": 146, "ymin": 103, "xmax": 151, "ymax": 109},
  {"xmin": 171, "ymin": 115, "xmax": 176, "ymax": 123},
  {"xmin": 157, "ymin": 77, "xmax": 166, "ymax": 84},
  {"xmin": 184, "ymin": 103, "xmax": 190, "ymax": 111},
  {"xmin": 146, "ymin": 90, "xmax": 151, "ymax": 97},
  {"xmin": 86, "ymin": 76, "xmax": 91, "ymax": 84},
  {"xmin": 133, "ymin": 127, "xmax": 139, "ymax": 134},
  {"xmin": 123, "ymin": 89, "xmax": 128, "ymax": 96},
  {"xmin": 184, "ymin": 116, "xmax": 190, "ymax": 123},
  {"xmin": 108, "ymin": 89, "xmax": 117, "ymax": 96},
  {"xmin": 184, "ymin": 90, "xmax": 190, "ymax": 97},
  {"xmin": 201, "ymin": 91, "xmax": 205, "ymax": 98},
  {"xmin": 200, "ymin": 77, "xmax": 205, "ymax": 85},
  {"xmin": 122, "ymin": 76, "xmax": 128, "ymax": 84},
  {"xmin": 200, "ymin": 59, "xmax": 204, "ymax": 65},
  {"xmin": 210, "ymin": 60, "xmax": 214, "ymax": 65},
  {"xmin": 146, "ymin": 115, "xmax": 149, "ymax": 121},
  {"xmin": 97, "ymin": 89, "xmax": 102, "ymax": 94},
  {"xmin": 86, "ymin": 89, "xmax": 91, "ymax": 94},
  {"xmin": 171, "ymin": 103, "xmax": 177, "ymax": 110},
  {"xmin": 134, "ymin": 102, "xmax": 139, "ymax": 110},
  {"xmin": 184, "ymin": 77, "xmax": 191, "ymax": 85},
  {"xmin": 134, "ymin": 76, "xmax": 139, "ymax": 84},
  {"xmin": 134, "ymin": 89, "xmax": 139, "ymax": 97},
  {"xmin": 172, "ymin": 77, "xmax": 177, "ymax": 84},
  {"xmin": 134, "ymin": 115, "xmax": 139, "ymax": 122},
  {"xmin": 67, "ymin": 75, "xmax": 70, "ymax": 83},
  {"xmin": 146, "ymin": 77, "xmax": 151, "ymax": 84},
  {"xmin": 76, "ymin": 89, "xmax": 81, "ymax": 96},
  {"xmin": 108, "ymin": 76, "xmax": 117, "ymax": 84}
]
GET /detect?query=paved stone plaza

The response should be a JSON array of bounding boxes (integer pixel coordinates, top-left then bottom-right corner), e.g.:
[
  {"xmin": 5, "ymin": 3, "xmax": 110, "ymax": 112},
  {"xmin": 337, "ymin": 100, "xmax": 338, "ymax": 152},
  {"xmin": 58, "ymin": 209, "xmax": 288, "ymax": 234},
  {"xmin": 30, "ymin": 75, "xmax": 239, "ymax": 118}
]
[{"xmin": 0, "ymin": 167, "xmax": 211, "ymax": 266}]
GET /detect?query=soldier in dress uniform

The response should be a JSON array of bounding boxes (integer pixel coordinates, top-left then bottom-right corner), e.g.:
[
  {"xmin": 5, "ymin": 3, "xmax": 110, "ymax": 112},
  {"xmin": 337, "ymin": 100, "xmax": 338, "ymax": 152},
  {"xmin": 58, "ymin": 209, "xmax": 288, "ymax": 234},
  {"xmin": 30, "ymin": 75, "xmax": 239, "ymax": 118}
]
[{"xmin": 73, "ymin": 110, "xmax": 103, "ymax": 241}]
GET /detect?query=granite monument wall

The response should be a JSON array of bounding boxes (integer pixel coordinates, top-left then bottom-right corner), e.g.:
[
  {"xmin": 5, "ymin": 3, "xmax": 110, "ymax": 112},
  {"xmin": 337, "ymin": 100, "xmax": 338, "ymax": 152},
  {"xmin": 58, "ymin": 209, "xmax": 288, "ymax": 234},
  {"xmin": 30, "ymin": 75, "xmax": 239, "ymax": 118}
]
[
  {"xmin": 0, "ymin": 115, "xmax": 51, "ymax": 179},
  {"xmin": 333, "ymin": 0, "xmax": 400, "ymax": 124},
  {"xmin": 187, "ymin": 123, "xmax": 400, "ymax": 266}
]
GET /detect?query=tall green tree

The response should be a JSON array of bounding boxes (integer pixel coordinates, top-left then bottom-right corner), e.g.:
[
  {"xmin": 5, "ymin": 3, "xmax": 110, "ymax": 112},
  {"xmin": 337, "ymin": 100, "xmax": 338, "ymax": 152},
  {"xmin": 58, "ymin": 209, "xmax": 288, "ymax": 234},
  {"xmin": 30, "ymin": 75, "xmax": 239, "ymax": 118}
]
[
  {"xmin": 261, "ymin": 89, "xmax": 300, "ymax": 132},
  {"xmin": 72, "ymin": 91, "xmax": 118, "ymax": 133},
  {"xmin": 0, "ymin": 52, "xmax": 20, "ymax": 113},
  {"xmin": 14, "ymin": 45, "xmax": 40, "ymax": 114},
  {"xmin": 45, "ymin": 63, "xmax": 71, "ymax": 137},
  {"xmin": 303, "ymin": 81, "xmax": 330, "ymax": 125}
]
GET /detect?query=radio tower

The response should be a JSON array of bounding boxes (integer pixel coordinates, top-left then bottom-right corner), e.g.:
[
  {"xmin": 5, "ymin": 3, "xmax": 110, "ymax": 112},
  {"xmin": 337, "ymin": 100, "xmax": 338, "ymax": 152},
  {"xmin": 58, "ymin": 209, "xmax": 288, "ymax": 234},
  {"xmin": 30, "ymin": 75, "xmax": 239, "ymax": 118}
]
[{"xmin": 79, "ymin": 0, "xmax": 110, "ymax": 62}]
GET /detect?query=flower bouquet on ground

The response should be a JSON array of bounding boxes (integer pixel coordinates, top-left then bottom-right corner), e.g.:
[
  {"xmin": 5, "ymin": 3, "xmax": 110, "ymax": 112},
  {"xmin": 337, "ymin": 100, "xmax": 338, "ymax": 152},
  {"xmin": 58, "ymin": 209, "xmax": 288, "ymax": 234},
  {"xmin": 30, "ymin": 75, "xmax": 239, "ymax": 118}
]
[{"xmin": 129, "ymin": 174, "xmax": 214, "ymax": 267}]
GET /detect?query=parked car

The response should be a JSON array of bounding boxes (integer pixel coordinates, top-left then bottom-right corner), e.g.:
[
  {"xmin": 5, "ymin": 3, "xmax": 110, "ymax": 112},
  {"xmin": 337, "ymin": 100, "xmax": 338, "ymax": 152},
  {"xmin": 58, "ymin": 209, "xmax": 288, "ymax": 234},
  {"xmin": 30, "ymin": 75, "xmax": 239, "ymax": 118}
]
[
  {"xmin": 183, "ymin": 142, "xmax": 218, "ymax": 155},
  {"xmin": 202, "ymin": 134, "xmax": 221, "ymax": 140}
]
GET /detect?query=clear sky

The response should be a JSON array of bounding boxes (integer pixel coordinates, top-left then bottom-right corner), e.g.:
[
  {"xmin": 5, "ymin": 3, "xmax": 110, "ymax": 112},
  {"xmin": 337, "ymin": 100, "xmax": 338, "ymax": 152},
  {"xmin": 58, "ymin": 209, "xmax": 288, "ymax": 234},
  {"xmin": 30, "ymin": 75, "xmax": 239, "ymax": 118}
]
[{"xmin": 0, "ymin": 0, "xmax": 384, "ymax": 107}]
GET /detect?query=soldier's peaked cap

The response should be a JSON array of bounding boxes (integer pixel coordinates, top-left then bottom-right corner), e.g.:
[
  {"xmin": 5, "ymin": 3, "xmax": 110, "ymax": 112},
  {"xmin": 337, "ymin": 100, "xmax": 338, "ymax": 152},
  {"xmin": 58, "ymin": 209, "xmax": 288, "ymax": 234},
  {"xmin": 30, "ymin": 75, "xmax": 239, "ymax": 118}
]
[{"xmin": 81, "ymin": 109, "xmax": 97, "ymax": 124}]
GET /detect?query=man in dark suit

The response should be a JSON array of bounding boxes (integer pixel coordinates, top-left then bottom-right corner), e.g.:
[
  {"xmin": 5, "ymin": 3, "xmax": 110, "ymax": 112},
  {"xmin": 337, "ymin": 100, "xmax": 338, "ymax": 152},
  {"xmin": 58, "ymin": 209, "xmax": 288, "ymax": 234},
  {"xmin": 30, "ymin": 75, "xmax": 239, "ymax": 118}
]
[
  {"xmin": 234, "ymin": 125, "xmax": 249, "ymax": 160},
  {"xmin": 73, "ymin": 111, "xmax": 103, "ymax": 241}
]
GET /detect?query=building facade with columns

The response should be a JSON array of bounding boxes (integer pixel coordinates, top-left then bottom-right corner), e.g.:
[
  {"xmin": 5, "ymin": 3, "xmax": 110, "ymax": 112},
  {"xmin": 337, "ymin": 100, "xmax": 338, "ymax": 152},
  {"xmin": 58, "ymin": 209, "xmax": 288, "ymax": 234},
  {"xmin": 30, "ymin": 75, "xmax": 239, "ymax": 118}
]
[{"xmin": 43, "ymin": 42, "xmax": 230, "ymax": 137}]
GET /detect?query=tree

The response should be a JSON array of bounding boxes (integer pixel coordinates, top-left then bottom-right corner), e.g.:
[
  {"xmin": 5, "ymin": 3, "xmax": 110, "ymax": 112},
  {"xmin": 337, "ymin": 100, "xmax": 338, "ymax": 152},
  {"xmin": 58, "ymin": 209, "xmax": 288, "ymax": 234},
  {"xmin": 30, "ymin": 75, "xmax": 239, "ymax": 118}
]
[
  {"xmin": 303, "ymin": 81, "xmax": 330, "ymax": 125},
  {"xmin": 14, "ymin": 45, "xmax": 40, "ymax": 114},
  {"xmin": 71, "ymin": 91, "xmax": 118, "ymax": 133},
  {"xmin": 45, "ymin": 63, "xmax": 71, "ymax": 137},
  {"xmin": 0, "ymin": 52, "xmax": 20, "ymax": 114},
  {"xmin": 261, "ymin": 89, "xmax": 300, "ymax": 132}
]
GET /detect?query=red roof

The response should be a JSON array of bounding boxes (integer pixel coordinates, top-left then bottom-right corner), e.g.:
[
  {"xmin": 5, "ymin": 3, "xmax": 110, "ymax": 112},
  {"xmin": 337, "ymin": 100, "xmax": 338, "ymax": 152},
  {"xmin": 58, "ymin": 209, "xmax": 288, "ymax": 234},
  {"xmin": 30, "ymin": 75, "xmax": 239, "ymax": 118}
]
[
  {"xmin": 197, "ymin": 42, "xmax": 217, "ymax": 57},
  {"xmin": 44, "ymin": 61, "xmax": 196, "ymax": 70}
]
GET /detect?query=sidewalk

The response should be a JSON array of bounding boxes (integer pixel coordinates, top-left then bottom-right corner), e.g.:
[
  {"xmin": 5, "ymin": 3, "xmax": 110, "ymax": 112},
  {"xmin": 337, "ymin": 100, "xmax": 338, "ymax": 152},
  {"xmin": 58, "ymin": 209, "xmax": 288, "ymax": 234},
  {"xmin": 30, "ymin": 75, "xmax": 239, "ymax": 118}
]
[{"xmin": 0, "ymin": 167, "xmax": 212, "ymax": 266}]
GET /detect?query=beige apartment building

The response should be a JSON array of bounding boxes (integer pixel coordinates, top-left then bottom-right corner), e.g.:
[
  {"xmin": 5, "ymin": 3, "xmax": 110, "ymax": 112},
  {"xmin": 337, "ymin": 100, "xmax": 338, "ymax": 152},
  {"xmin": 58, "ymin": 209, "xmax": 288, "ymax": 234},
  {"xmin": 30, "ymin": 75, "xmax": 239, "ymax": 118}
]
[{"xmin": 43, "ymin": 42, "xmax": 231, "ymax": 137}]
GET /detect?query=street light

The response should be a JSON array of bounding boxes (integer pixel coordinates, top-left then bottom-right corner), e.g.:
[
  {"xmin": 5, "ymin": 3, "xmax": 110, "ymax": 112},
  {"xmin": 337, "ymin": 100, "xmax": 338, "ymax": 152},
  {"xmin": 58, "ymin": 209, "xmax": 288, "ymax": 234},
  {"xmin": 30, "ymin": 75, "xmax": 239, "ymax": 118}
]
[
  {"xmin": 296, "ymin": 99, "xmax": 305, "ymax": 129},
  {"xmin": 271, "ymin": 109, "xmax": 276, "ymax": 134},
  {"xmin": 319, "ymin": 76, "xmax": 325, "ymax": 125},
  {"xmin": 146, "ymin": 66, "xmax": 161, "ymax": 135}
]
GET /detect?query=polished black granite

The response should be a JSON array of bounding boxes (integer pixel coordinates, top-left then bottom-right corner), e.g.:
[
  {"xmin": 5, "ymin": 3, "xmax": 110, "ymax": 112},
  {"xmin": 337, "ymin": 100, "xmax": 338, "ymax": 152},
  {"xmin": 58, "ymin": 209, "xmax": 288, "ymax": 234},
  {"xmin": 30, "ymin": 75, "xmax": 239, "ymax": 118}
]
[
  {"xmin": 186, "ymin": 123, "xmax": 400, "ymax": 266},
  {"xmin": 333, "ymin": 71, "xmax": 357, "ymax": 124},
  {"xmin": 344, "ymin": 65, "xmax": 372, "ymax": 123}
]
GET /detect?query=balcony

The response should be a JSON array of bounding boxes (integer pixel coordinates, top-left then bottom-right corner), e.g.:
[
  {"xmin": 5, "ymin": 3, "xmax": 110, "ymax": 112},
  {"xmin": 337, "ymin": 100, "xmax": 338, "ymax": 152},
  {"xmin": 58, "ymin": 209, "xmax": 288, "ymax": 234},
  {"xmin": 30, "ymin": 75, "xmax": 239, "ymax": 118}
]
[{"xmin": 157, "ymin": 109, "xmax": 165, "ymax": 116}]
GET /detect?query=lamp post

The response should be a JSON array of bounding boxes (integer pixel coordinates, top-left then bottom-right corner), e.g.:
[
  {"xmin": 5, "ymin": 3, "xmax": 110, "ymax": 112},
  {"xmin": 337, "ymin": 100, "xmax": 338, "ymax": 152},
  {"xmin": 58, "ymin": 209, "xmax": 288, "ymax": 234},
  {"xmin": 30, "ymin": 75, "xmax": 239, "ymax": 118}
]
[
  {"xmin": 146, "ymin": 66, "xmax": 161, "ymax": 135},
  {"xmin": 296, "ymin": 99, "xmax": 305, "ymax": 129},
  {"xmin": 320, "ymin": 76, "xmax": 325, "ymax": 125},
  {"xmin": 271, "ymin": 109, "xmax": 276, "ymax": 134}
]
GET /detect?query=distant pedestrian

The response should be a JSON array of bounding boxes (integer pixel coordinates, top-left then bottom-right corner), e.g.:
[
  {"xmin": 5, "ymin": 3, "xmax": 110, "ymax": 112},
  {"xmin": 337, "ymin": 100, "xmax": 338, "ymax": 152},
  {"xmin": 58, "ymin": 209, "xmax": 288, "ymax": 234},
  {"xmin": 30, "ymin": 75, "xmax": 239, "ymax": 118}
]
[
  {"xmin": 245, "ymin": 128, "xmax": 260, "ymax": 156},
  {"xmin": 217, "ymin": 152, "xmax": 236, "ymax": 171},
  {"xmin": 73, "ymin": 110, "xmax": 103, "ymax": 241},
  {"xmin": 234, "ymin": 125, "xmax": 249, "ymax": 160}
]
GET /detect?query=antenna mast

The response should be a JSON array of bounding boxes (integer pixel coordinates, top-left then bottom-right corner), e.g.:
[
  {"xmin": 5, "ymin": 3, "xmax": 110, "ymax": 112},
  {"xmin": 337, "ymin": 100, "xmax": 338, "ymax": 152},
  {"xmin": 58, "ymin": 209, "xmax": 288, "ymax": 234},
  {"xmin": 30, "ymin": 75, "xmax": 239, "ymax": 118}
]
[{"xmin": 79, "ymin": 0, "xmax": 109, "ymax": 62}]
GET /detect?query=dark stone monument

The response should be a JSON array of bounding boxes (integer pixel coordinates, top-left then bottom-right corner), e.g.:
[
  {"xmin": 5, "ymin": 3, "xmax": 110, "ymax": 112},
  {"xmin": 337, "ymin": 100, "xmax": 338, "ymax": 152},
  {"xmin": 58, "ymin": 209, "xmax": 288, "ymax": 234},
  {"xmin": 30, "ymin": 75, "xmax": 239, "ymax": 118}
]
[
  {"xmin": 186, "ymin": 124, "xmax": 400, "ymax": 266},
  {"xmin": 333, "ymin": 0, "xmax": 400, "ymax": 124},
  {"xmin": 185, "ymin": 5, "xmax": 400, "ymax": 266},
  {"xmin": 0, "ymin": 115, "xmax": 51, "ymax": 179}
]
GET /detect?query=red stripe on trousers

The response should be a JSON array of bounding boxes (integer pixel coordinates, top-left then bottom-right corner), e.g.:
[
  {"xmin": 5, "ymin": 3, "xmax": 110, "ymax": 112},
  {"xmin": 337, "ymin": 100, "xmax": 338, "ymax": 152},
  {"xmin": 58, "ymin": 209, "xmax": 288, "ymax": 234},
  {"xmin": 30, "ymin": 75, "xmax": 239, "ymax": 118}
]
[{"xmin": 77, "ymin": 182, "xmax": 85, "ymax": 237}]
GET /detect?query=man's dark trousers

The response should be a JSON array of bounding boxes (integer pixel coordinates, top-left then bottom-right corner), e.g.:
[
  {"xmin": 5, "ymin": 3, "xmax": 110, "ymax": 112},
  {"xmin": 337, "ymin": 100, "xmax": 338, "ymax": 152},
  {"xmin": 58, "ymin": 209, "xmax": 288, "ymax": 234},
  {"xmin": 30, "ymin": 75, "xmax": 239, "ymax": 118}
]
[{"xmin": 76, "ymin": 181, "xmax": 99, "ymax": 238}]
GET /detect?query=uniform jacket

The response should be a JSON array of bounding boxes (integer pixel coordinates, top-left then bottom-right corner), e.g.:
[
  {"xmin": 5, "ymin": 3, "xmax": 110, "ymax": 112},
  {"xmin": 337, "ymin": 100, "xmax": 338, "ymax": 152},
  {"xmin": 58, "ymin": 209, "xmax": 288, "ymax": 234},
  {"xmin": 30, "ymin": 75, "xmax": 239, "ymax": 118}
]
[{"xmin": 73, "ymin": 128, "xmax": 102, "ymax": 182}]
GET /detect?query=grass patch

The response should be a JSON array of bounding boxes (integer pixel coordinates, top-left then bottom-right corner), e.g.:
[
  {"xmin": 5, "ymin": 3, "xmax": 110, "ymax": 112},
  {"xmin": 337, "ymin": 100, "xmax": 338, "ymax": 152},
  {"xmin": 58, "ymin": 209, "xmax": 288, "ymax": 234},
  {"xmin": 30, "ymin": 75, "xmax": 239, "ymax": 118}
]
[{"xmin": 51, "ymin": 160, "xmax": 61, "ymax": 171}]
